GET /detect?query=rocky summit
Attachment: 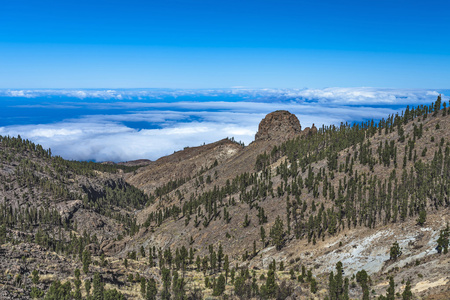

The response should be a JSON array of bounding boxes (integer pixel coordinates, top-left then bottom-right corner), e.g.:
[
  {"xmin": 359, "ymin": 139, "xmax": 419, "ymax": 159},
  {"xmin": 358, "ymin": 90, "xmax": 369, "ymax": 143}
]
[{"xmin": 255, "ymin": 110, "xmax": 302, "ymax": 141}]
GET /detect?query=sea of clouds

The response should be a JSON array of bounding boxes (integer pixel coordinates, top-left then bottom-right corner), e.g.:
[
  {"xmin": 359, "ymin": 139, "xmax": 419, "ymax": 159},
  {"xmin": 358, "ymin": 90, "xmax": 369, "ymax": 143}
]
[{"xmin": 0, "ymin": 88, "xmax": 446, "ymax": 162}]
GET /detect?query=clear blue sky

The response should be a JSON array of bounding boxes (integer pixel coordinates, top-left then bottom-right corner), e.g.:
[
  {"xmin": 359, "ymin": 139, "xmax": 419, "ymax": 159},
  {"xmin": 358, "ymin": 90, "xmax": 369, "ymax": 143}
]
[{"xmin": 1, "ymin": 0, "xmax": 449, "ymax": 89}]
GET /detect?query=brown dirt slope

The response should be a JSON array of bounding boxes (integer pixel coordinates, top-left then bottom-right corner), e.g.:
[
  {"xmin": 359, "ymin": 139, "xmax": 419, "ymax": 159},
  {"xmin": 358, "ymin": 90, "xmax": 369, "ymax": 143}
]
[{"xmin": 125, "ymin": 138, "xmax": 244, "ymax": 195}]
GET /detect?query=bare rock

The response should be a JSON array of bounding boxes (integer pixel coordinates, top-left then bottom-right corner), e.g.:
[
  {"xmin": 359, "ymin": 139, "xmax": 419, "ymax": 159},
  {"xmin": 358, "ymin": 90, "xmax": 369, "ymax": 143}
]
[
  {"xmin": 85, "ymin": 243, "xmax": 100, "ymax": 255},
  {"xmin": 303, "ymin": 123, "xmax": 318, "ymax": 136},
  {"xmin": 255, "ymin": 110, "xmax": 302, "ymax": 141},
  {"xmin": 56, "ymin": 200, "xmax": 82, "ymax": 222},
  {"xmin": 101, "ymin": 240, "xmax": 126, "ymax": 256},
  {"xmin": 118, "ymin": 159, "xmax": 152, "ymax": 167}
]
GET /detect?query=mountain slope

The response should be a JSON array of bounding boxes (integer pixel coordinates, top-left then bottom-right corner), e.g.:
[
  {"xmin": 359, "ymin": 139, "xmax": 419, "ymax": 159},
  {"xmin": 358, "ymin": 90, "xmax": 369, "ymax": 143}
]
[
  {"xmin": 127, "ymin": 103, "xmax": 450, "ymax": 299},
  {"xmin": 1, "ymin": 99, "xmax": 450, "ymax": 299}
]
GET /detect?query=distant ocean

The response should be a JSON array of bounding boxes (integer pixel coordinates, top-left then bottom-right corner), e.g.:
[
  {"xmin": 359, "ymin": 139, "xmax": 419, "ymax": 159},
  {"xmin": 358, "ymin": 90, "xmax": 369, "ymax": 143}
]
[{"xmin": 0, "ymin": 88, "xmax": 447, "ymax": 162}]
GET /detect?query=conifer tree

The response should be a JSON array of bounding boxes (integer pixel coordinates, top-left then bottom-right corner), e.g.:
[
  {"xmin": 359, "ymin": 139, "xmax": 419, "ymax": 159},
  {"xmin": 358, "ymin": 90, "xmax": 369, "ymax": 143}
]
[
  {"xmin": 141, "ymin": 277, "xmax": 146, "ymax": 298},
  {"xmin": 386, "ymin": 277, "xmax": 395, "ymax": 300},
  {"xmin": 260, "ymin": 226, "xmax": 266, "ymax": 247},
  {"xmin": 146, "ymin": 278, "xmax": 157, "ymax": 300},
  {"xmin": 437, "ymin": 224, "xmax": 449, "ymax": 254},
  {"xmin": 32, "ymin": 269, "xmax": 39, "ymax": 285},
  {"xmin": 263, "ymin": 268, "xmax": 277, "ymax": 297},
  {"xmin": 402, "ymin": 280, "xmax": 413, "ymax": 300},
  {"xmin": 390, "ymin": 241, "xmax": 402, "ymax": 260},
  {"xmin": 85, "ymin": 280, "xmax": 91, "ymax": 297},
  {"xmin": 224, "ymin": 255, "xmax": 230, "ymax": 283},
  {"xmin": 213, "ymin": 274, "xmax": 226, "ymax": 296},
  {"xmin": 92, "ymin": 272, "xmax": 104, "ymax": 300},
  {"xmin": 82, "ymin": 250, "xmax": 91, "ymax": 274},
  {"xmin": 161, "ymin": 268, "xmax": 171, "ymax": 300},
  {"xmin": 73, "ymin": 269, "xmax": 82, "ymax": 300},
  {"xmin": 270, "ymin": 216, "xmax": 285, "ymax": 250}
]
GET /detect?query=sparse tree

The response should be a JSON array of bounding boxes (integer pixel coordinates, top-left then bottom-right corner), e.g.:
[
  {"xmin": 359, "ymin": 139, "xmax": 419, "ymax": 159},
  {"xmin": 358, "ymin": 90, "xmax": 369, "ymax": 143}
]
[
  {"xmin": 417, "ymin": 209, "xmax": 426, "ymax": 226},
  {"xmin": 82, "ymin": 249, "xmax": 91, "ymax": 274},
  {"xmin": 390, "ymin": 241, "xmax": 402, "ymax": 261},
  {"xmin": 32, "ymin": 269, "xmax": 39, "ymax": 285},
  {"xmin": 260, "ymin": 226, "xmax": 266, "ymax": 247},
  {"xmin": 213, "ymin": 274, "xmax": 226, "ymax": 296},
  {"xmin": 147, "ymin": 278, "xmax": 157, "ymax": 300},
  {"xmin": 85, "ymin": 280, "xmax": 91, "ymax": 297},
  {"xmin": 270, "ymin": 215, "xmax": 285, "ymax": 250},
  {"xmin": 92, "ymin": 272, "xmax": 104, "ymax": 300},
  {"xmin": 402, "ymin": 280, "xmax": 413, "ymax": 300},
  {"xmin": 386, "ymin": 277, "xmax": 395, "ymax": 300},
  {"xmin": 437, "ymin": 224, "xmax": 449, "ymax": 254}
]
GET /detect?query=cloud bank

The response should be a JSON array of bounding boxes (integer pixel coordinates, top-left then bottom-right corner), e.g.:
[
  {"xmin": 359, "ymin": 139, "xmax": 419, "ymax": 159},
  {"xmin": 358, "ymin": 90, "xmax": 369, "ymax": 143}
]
[
  {"xmin": 0, "ymin": 87, "xmax": 444, "ymax": 104},
  {"xmin": 0, "ymin": 88, "xmax": 446, "ymax": 162}
]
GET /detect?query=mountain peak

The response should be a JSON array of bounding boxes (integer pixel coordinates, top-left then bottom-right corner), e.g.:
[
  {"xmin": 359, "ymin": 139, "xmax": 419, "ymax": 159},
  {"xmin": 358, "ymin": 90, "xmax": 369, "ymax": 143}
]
[{"xmin": 255, "ymin": 110, "xmax": 302, "ymax": 141}]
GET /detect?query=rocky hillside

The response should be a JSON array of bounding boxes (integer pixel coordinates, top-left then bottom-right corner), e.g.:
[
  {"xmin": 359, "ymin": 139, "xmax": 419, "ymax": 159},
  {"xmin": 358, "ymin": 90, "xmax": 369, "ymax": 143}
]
[
  {"xmin": 126, "ymin": 138, "xmax": 244, "ymax": 195},
  {"xmin": 0, "ymin": 98, "xmax": 449, "ymax": 299},
  {"xmin": 126, "ymin": 101, "xmax": 450, "ymax": 299}
]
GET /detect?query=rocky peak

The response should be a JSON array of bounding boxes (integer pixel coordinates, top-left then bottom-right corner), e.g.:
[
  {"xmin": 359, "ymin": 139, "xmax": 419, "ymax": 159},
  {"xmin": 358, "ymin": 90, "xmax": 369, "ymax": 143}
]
[
  {"xmin": 303, "ymin": 123, "xmax": 318, "ymax": 136},
  {"xmin": 255, "ymin": 110, "xmax": 302, "ymax": 141}
]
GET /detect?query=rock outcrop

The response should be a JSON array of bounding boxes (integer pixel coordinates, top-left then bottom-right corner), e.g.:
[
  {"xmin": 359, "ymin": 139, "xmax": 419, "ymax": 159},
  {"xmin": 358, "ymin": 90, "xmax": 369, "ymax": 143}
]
[
  {"xmin": 303, "ymin": 123, "xmax": 318, "ymax": 136},
  {"xmin": 255, "ymin": 110, "xmax": 302, "ymax": 141},
  {"xmin": 56, "ymin": 200, "xmax": 82, "ymax": 223}
]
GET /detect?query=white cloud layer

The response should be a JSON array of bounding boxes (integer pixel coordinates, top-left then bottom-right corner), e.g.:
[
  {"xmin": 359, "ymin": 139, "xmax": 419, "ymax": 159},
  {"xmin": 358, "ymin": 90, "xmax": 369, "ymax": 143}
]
[
  {"xmin": 0, "ymin": 88, "xmax": 446, "ymax": 162},
  {"xmin": 0, "ymin": 87, "xmax": 446, "ymax": 105}
]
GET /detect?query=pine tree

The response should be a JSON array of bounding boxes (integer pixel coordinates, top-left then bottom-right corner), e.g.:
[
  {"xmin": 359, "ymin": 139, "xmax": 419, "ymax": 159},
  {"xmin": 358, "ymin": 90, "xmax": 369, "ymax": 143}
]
[
  {"xmin": 243, "ymin": 213, "xmax": 250, "ymax": 227},
  {"xmin": 82, "ymin": 249, "xmax": 91, "ymax": 274},
  {"xmin": 73, "ymin": 269, "xmax": 82, "ymax": 300},
  {"xmin": 224, "ymin": 255, "xmax": 230, "ymax": 283},
  {"xmin": 217, "ymin": 244, "xmax": 223, "ymax": 271},
  {"xmin": 43, "ymin": 280, "xmax": 72, "ymax": 300},
  {"xmin": 436, "ymin": 224, "xmax": 449, "ymax": 254},
  {"xmin": 92, "ymin": 272, "xmax": 104, "ymax": 300},
  {"xmin": 386, "ymin": 277, "xmax": 395, "ymax": 300},
  {"xmin": 195, "ymin": 255, "xmax": 201, "ymax": 271},
  {"xmin": 390, "ymin": 241, "xmax": 402, "ymax": 260},
  {"xmin": 172, "ymin": 270, "xmax": 185, "ymax": 300},
  {"xmin": 402, "ymin": 280, "xmax": 413, "ymax": 300},
  {"xmin": 356, "ymin": 270, "xmax": 369, "ymax": 300},
  {"xmin": 310, "ymin": 278, "xmax": 318, "ymax": 293},
  {"xmin": 32, "ymin": 269, "xmax": 39, "ymax": 285},
  {"xmin": 335, "ymin": 261, "xmax": 343, "ymax": 297},
  {"xmin": 260, "ymin": 226, "xmax": 266, "ymax": 247},
  {"xmin": 141, "ymin": 277, "xmax": 146, "ymax": 298},
  {"xmin": 270, "ymin": 216, "xmax": 285, "ymax": 250},
  {"xmin": 417, "ymin": 209, "xmax": 426, "ymax": 226},
  {"xmin": 213, "ymin": 274, "xmax": 226, "ymax": 296},
  {"xmin": 161, "ymin": 268, "xmax": 171, "ymax": 300},
  {"xmin": 146, "ymin": 278, "xmax": 157, "ymax": 300},
  {"xmin": 85, "ymin": 280, "xmax": 91, "ymax": 297},
  {"xmin": 0, "ymin": 224, "xmax": 6, "ymax": 244},
  {"xmin": 329, "ymin": 262, "xmax": 348, "ymax": 300},
  {"xmin": 329, "ymin": 271, "xmax": 337, "ymax": 300},
  {"xmin": 264, "ymin": 268, "xmax": 278, "ymax": 297},
  {"xmin": 433, "ymin": 95, "xmax": 442, "ymax": 116}
]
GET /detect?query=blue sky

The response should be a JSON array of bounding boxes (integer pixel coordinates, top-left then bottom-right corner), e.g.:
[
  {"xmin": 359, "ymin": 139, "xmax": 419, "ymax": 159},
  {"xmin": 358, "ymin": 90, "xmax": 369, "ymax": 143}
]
[
  {"xmin": 1, "ymin": 0, "xmax": 449, "ymax": 88},
  {"xmin": 1, "ymin": 1, "xmax": 449, "ymax": 162}
]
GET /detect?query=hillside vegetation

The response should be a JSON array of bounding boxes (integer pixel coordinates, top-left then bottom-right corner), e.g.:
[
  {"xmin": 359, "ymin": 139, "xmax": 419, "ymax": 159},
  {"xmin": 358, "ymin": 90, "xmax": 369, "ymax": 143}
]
[{"xmin": 0, "ymin": 97, "xmax": 449, "ymax": 299}]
